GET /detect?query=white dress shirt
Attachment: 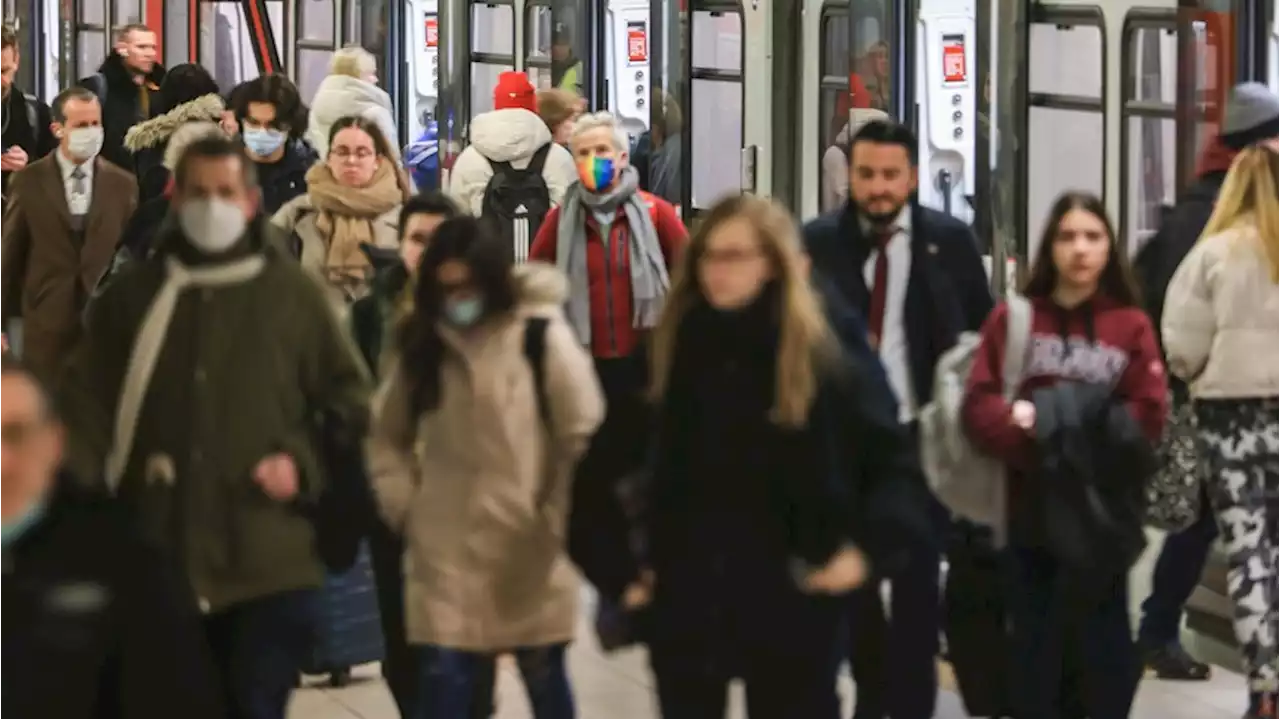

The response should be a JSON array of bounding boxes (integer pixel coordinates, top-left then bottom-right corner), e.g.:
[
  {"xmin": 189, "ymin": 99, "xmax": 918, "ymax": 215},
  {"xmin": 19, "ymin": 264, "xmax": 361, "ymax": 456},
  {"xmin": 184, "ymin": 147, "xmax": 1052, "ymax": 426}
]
[
  {"xmin": 54, "ymin": 149, "xmax": 94, "ymax": 217},
  {"xmin": 861, "ymin": 206, "xmax": 918, "ymax": 423}
]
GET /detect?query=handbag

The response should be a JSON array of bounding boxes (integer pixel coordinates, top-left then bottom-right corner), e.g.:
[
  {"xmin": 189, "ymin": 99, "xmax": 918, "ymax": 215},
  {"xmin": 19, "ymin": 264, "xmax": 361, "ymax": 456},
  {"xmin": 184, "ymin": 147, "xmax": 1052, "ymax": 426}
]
[{"xmin": 1143, "ymin": 390, "xmax": 1203, "ymax": 532}]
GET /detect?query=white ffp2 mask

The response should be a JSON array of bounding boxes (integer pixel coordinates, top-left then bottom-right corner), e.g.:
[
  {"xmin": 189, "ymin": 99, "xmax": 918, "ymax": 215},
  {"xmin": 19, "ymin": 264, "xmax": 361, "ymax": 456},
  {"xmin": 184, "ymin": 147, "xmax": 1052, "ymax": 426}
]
[{"xmin": 178, "ymin": 198, "xmax": 248, "ymax": 254}]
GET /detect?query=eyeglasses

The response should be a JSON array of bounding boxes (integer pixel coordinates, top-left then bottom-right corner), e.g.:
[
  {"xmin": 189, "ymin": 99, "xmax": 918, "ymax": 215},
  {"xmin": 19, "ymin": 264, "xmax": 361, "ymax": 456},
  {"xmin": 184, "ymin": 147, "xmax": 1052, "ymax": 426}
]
[{"xmin": 699, "ymin": 248, "xmax": 766, "ymax": 266}]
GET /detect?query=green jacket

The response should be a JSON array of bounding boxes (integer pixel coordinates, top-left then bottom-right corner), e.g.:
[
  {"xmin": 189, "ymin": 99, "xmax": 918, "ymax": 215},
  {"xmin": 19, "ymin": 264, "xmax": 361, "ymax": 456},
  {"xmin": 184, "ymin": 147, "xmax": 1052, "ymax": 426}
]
[{"xmin": 60, "ymin": 224, "xmax": 372, "ymax": 612}]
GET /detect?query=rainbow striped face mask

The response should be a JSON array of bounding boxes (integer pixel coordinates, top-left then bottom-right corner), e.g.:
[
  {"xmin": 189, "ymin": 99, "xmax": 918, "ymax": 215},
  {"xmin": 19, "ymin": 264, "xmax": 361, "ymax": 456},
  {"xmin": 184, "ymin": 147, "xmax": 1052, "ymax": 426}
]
[{"xmin": 577, "ymin": 155, "xmax": 615, "ymax": 193}]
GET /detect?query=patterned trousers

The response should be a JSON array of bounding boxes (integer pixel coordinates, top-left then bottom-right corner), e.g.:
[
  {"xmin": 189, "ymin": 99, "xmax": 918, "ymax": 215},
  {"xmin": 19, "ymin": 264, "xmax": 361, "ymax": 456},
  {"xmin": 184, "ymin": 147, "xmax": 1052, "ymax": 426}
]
[{"xmin": 1198, "ymin": 397, "xmax": 1279, "ymax": 694}]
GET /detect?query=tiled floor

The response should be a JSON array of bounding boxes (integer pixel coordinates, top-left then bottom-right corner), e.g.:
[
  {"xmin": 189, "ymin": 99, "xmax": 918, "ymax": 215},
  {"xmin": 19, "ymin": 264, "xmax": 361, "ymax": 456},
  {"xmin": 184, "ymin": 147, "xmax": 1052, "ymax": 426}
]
[{"xmin": 290, "ymin": 601, "xmax": 1249, "ymax": 719}]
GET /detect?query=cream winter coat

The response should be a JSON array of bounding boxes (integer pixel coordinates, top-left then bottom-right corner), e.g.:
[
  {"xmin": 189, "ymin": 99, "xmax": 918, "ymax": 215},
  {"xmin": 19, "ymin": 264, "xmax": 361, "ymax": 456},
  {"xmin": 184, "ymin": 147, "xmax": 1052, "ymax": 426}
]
[
  {"xmin": 367, "ymin": 263, "xmax": 604, "ymax": 650},
  {"xmin": 446, "ymin": 108, "xmax": 578, "ymax": 216},
  {"xmin": 270, "ymin": 194, "xmax": 401, "ymax": 307},
  {"xmin": 307, "ymin": 74, "xmax": 401, "ymax": 162},
  {"xmin": 1162, "ymin": 220, "xmax": 1280, "ymax": 399}
]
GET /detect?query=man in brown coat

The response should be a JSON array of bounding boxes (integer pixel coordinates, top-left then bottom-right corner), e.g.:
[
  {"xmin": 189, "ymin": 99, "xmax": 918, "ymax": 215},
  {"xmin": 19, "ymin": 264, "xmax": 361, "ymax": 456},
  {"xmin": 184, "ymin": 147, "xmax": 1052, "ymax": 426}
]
[{"xmin": 2, "ymin": 85, "xmax": 137, "ymax": 381}]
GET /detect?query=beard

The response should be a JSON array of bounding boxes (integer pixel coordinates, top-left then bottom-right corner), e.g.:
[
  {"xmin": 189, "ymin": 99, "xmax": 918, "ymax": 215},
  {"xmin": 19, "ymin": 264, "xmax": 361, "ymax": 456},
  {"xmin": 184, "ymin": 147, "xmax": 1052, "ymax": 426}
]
[{"xmin": 858, "ymin": 198, "xmax": 908, "ymax": 229}]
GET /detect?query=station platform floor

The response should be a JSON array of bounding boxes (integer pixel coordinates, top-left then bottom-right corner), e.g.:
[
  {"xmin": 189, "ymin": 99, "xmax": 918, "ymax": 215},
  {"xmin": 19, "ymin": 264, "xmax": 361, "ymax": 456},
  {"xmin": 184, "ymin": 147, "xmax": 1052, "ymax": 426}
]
[
  {"xmin": 289, "ymin": 532, "xmax": 1248, "ymax": 719},
  {"xmin": 288, "ymin": 596, "xmax": 1248, "ymax": 719}
]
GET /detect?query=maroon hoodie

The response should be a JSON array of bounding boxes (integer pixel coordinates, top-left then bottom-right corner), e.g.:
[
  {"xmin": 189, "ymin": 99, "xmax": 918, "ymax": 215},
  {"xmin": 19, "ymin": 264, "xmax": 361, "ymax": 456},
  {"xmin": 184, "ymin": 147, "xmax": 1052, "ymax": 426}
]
[{"xmin": 962, "ymin": 293, "xmax": 1167, "ymax": 476}]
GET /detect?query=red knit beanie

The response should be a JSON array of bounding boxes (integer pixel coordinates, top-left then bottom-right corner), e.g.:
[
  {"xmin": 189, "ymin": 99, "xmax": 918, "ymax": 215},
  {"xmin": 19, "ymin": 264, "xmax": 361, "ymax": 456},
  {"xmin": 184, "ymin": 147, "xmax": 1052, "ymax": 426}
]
[{"xmin": 493, "ymin": 71, "xmax": 537, "ymax": 112}]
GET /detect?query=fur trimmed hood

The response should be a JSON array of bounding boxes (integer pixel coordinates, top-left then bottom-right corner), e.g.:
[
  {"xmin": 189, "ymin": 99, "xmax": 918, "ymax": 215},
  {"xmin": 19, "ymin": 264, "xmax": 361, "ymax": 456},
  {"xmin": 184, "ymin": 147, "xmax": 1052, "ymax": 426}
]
[
  {"xmin": 512, "ymin": 262, "xmax": 568, "ymax": 310},
  {"xmin": 123, "ymin": 94, "xmax": 225, "ymax": 153}
]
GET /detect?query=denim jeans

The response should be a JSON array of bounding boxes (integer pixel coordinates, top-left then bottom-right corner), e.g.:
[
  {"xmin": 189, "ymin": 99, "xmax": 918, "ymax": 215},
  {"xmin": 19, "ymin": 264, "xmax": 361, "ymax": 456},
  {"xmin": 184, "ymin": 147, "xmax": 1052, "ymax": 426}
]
[
  {"xmin": 203, "ymin": 589, "xmax": 318, "ymax": 719},
  {"xmin": 413, "ymin": 644, "xmax": 574, "ymax": 719}
]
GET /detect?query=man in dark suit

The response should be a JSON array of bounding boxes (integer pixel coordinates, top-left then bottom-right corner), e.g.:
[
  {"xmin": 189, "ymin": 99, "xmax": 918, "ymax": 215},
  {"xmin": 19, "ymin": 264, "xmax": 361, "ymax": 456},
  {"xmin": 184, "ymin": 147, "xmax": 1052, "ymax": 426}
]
[
  {"xmin": 1, "ymin": 86, "xmax": 137, "ymax": 382},
  {"xmin": 804, "ymin": 119, "xmax": 993, "ymax": 719}
]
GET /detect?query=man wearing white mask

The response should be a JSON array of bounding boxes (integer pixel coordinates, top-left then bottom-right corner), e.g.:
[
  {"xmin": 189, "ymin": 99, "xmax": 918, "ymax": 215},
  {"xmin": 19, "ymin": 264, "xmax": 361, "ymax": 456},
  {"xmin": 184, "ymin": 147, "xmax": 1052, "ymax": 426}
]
[
  {"xmin": 58, "ymin": 134, "xmax": 372, "ymax": 719},
  {"xmin": 1, "ymin": 86, "xmax": 136, "ymax": 382}
]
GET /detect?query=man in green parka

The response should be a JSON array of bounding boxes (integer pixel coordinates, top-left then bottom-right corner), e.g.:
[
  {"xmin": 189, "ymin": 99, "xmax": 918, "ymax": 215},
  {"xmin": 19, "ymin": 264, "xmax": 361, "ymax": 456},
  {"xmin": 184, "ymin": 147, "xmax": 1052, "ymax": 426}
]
[{"xmin": 59, "ymin": 135, "xmax": 371, "ymax": 719}]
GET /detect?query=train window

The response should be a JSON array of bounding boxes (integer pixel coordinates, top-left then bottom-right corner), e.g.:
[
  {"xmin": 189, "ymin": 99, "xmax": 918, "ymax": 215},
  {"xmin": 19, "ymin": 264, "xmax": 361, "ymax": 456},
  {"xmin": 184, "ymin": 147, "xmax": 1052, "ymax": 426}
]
[
  {"xmin": 301, "ymin": 0, "xmax": 336, "ymax": 43},
  {"xmin": 639, "ymin": 0, "xmax": 687, "ymax": 210},
  {"xmin": 469, "ymin": 1, "xmax": 516, "ymax": 117},
  {"xmin": 525, "ymin": 4, "xmax": 554, "ymax": 89},
  {"xmin": 1271, "ymin": 1, "xmax": 1277, "ymax": 91},
  {"xmin": 113, "ymin": 0, "xmax": 141, "ymax": 25},
  {"xmin": 164, "ymin": 0, "xmax": 190, "ymax": 67},
  {"xmin": 690, "ymin": 8, "xmax": 743, "ymax": 210},
  {"xmin": 200, "ymin": 1, "xmax": 261, "ymax": 94},
  {"xmin": 1025, "ymin": 7, "xmax": 1106, "ymax": 261},
  {"xmin": 298, "ymin": 49, "xmax": 334, "ymax": 100},
  {"xmin": 471, "ymin": 2, "xmax": 515, "ymax": 57},
  {"xmin": 819, "ymin": 3, "xmax": 851, "ymax": 212},
  {"xmin": 80, "ymin": 0, "xmax": 106, "ymax": 27},
  {"xmin": 848, "ymin": 0, "xmax": 894, "ymax": 116},
  {"xmin": 1121, "ymin": 11, "xmax": 1176, "ymax": 257},
  {"xmin": 77, "ymin": 30, "xmax": 107, "ymax": 80}
]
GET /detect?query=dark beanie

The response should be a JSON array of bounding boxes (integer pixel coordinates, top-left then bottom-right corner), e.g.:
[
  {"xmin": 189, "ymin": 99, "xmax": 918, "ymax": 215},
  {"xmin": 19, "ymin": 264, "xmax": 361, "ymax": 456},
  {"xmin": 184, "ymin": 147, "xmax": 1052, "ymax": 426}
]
[{"xmin": 1220, "ymin": 82, "xmax": 1279, "ymax": 150}]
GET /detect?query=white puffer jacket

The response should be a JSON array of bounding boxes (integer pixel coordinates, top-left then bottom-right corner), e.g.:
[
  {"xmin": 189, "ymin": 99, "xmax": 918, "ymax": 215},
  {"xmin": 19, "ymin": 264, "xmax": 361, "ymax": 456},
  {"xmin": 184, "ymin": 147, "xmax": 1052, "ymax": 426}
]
[
  {"xmin": 307, "ymin": 74, "xmax": 401, "ymax": 162},
  {"xmin": 446, "ymin": 108, "xmax": 578, "ymax": 216},
  {"xmin": 1162, "ymin": 219, "xmax": 1280, "ymax": 399}
]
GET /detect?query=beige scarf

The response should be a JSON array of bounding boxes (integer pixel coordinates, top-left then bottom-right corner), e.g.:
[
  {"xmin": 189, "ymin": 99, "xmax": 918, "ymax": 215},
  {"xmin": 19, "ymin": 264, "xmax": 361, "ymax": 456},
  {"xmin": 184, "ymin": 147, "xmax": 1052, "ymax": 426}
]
[
  {"xmin": 105, "ymin": 255, "xmax": 267, "ymax": 490},
  {"xmin": 305, "ymin": 161, "xmax": 404, "ymax": 281}
]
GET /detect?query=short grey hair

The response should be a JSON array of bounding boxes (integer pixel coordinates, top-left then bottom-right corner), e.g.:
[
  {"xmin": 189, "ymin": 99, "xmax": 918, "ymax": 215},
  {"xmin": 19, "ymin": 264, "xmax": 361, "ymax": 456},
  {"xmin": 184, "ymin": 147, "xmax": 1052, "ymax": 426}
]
[{"xmin": 570, "ymin": 111, "xmax": 629, "ymax": 153}]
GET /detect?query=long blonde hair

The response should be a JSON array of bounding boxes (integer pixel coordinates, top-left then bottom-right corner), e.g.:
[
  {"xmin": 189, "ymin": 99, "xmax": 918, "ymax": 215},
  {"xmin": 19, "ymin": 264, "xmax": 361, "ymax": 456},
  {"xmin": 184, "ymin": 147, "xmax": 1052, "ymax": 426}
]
[
  {"xmin": 649, "ymin": 195, "xmax": 838, "ymax": 428},
  {"xmin": 1201, "ymin": 146, "xmax": 1279, "ymax": 283}
]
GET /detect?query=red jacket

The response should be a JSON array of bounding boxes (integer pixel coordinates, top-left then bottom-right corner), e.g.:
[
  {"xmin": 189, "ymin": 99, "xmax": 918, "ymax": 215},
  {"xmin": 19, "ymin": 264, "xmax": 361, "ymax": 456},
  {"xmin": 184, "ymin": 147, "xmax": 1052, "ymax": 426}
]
[
  {"xmin": 530, "ymin": 191, "xmax": 687, "ymax": 358},
  {"xmin": 962, "ymin": 293, "xmax": 1167, "ymax": 475}
]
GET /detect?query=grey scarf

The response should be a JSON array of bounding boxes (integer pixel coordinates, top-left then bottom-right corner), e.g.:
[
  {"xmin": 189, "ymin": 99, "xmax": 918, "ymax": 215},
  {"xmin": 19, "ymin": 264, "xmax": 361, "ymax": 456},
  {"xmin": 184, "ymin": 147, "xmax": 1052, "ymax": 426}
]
[{"xmin": 554, "ymin": 166, "xmax": 670, "ymax": 347}]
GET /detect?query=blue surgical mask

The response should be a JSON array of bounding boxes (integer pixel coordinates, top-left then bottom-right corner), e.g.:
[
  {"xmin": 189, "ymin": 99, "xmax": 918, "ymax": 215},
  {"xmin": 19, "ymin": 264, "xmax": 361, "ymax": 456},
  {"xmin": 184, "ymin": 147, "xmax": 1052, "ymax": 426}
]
[
  {"xmin": 2, "ymin": 498, "xmax": 47, "ymax": 548},
  {"xmin": 244, "ymin": 128, "xmax": 287, "ymax": 158},
  {"xmin": 444, "ymin": 297, "xmax": 484, "ymax": 327}
]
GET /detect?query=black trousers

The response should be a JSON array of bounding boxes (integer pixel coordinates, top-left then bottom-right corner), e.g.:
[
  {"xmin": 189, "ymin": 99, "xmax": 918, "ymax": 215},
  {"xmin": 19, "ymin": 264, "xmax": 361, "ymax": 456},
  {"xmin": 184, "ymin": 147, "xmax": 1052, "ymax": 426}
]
[
  {"xmin": 1006, "ymin": 545, "xmax": 1140, "ymax": 719},
  {"xmin": 847, "ymin": 548, "xmax": 940, "ymax": 719},
  {"xmin": 368, "ymin": 522, "xmax": 496, "ymax": 718},
  {"xmin": 847, "ymin": 421, "xmax": 941, "ymax": 719},
  {"xmin": 651, "ymin": 641, "xmax": 843, "ymax": 719}
]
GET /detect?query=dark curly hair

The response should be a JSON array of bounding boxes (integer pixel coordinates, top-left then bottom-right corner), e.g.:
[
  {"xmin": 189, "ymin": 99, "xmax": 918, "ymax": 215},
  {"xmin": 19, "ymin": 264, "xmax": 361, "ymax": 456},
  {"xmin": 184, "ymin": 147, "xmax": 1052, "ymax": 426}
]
[
  {"xmin": 155, "ymin": 63, "xmax": 220, "ymax": 115},
  {"xmin": 229, "ymin": 73, "xmax": 308, "ymax": 139}
]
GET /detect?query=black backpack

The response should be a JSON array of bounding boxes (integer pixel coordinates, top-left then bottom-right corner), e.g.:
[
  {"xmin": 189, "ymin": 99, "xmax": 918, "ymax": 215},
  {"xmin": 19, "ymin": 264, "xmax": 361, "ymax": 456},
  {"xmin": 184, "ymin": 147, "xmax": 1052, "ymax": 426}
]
[{"xmin": 480, "ymin": 143, "xmax": 553, "ymax": 264}]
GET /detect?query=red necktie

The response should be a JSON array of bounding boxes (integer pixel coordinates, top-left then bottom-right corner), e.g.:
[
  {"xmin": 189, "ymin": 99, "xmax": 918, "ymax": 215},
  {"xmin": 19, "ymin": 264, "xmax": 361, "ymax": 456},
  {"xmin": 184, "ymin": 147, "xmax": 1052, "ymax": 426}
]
[{"xmin": 867, "ymin": 230, "xmax": 892, "ymax": 350}]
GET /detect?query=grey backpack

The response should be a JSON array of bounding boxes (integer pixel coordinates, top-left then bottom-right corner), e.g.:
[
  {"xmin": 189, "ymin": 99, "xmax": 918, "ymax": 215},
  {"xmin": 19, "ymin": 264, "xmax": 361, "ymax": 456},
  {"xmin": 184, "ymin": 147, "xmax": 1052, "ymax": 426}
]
[{"xmin": 919, "ymin": 295, "xmax": 1032, "ymax": 544}]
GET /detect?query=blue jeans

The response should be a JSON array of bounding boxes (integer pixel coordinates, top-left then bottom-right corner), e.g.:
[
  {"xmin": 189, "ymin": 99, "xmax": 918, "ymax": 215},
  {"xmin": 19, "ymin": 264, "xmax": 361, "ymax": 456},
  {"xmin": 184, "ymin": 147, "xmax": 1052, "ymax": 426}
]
[
  {"xmin": 413, "ymin": 644, "xmax": 574, "ymax": 719},
  {"xmin": 203, "ymin": 589, "xmax": 318, "ymax": 719}
]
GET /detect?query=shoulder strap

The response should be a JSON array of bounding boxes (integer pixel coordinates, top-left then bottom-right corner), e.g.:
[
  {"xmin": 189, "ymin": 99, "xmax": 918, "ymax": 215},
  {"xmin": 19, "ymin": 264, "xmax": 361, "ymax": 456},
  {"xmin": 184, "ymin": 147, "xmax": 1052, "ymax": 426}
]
[
  {"xmin": 527, "ymin": 143, "xmax": 552, "ymax": 175},
  {"xmin": 1001, "ymin": 295, "xmax": 1033, "ymax": 401},
  {"xmin": 488, "ymin": 156, "xmax": 515, "ymax": 177},
  {"xmin": 523, "ymin": 317, "xmax": 551, "ymax": 427}
]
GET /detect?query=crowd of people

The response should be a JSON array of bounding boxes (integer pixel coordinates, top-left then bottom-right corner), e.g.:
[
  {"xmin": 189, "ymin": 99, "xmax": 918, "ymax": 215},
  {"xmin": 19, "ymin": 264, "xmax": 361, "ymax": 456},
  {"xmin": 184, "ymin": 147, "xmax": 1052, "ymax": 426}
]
[{"xmin": 1, "ymin": 20, "xmax": 1278, "ymax": 719}]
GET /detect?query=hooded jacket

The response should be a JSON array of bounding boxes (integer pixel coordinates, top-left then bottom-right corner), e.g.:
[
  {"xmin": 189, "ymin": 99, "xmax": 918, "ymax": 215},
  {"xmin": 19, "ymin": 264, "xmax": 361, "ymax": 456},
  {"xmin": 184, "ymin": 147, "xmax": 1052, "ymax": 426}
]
[
  {"xmin": 79, "ymin": 53, "xmax": 166, "ymax": 172},
  {"xmin": 366, "ymin": 263, "xmax": 604, "ymax": 650},
  {"xmin": 446, "ymin": 108, "xmax": 578, "ymax": 216},
  {"xmin": 118, "ymin": 109, "xmax": 227, "ymax": 260},
  {"xmin": 58, "ymin": 216, "xmax": 372, "ymax": 614},
  {"xmin": 123, "ymin": 93, "xmax": 225, "ymax": 202},
  {"xmin": 307, "ymin": 74, "xmax": 401, "ymax": 162},
  {"xmin": 1162, "ymin": 220, "xmax": 1279, "ymax": 399},
  {"xmin": 962, "ymin": 294, "xmax": 1166, "ymax": 542}
]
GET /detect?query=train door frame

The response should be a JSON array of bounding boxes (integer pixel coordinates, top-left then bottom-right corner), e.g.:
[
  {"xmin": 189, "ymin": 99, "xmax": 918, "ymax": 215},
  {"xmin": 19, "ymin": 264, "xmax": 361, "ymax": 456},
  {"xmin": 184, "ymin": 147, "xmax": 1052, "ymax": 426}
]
[
  {"xmin": 681, "ymin": 0, "xmax": 750, "ymax": 218},
  {"xmin": 1119, "ymin": 7, "xmax": 1175, "ymax": 257}
]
